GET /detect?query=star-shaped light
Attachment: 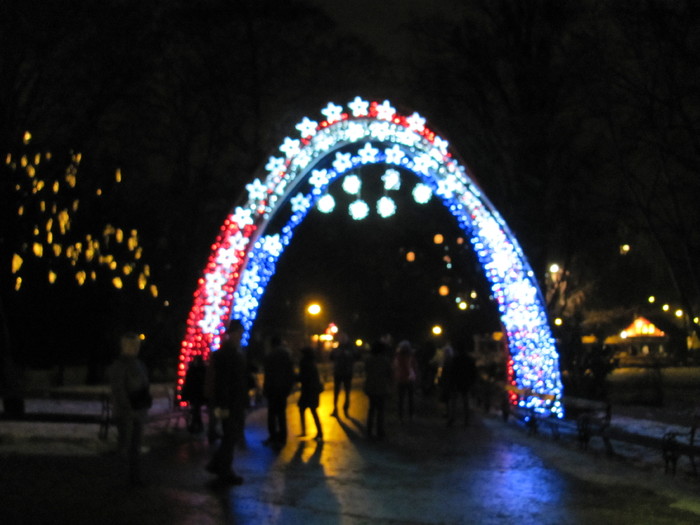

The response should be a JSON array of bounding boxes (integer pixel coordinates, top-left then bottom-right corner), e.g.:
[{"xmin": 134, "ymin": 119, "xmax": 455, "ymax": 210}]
[
  {"xmin": 346, "ymin": 122, "xmax": 367, "ymax": 142},
  {"xmin": 265, "ymin": 156, "xmax": 286, "ymax": 174},
  {"xmin": 357, "ymin": 143, "xmax": 379, "ymax": 164},
  {"xmin": 280, "ymin": 137, "xmax": 301, "ymax": 158},
  {"xmin": 406, "ymin": 112, "xmax": 426, "ymax": 132},
  {"xmin": 245, "ymin": 178, "xmax": 268, "ymax": 202},
  {"xmin": 232, "ymin": 206, "xmax": 254, "ymax": 227},
  {"xmin": 308, "ymin": 169, "xmax": 330, "ymax": 189},
  {"xmin": 290, "ymin": 193, "xmax": 310, "ymax": 213},
  {"xmin": 321, "ymin": 102, "xmax": 344, "ymax": 123},
  {"xmin": 375, "ymin": 100, "xmax": 396, "ymax": 121},
  {"xmin": 332, "ymin": 152, "xmax": 353, "ymax": 173},
  {"xmin": 348, "ymin": 96, "xmax": 369, "ymax": 117},
  {"xmin": 412, "ymin": 153, "xmax": 436, "ymax": 174},
  {"xmin": 295, "ymin": 117, "xmax": 318, "ymax": 138},
  {"xmin": 385, "ymin": 145, "xmax": 405, "ymax": 165},
  {"xmin": 260, "ymin": 234, "xmax": 283, "ymax": 257}
]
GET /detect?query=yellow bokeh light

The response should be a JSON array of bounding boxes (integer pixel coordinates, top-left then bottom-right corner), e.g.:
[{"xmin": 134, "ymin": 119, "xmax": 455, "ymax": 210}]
[
  {"xmin": 138, "ymin": 273, "xmax": 147, "ymax": 290},
  {"xmin": 115, "ymin": 168, "xmax": 122, "ymax": 182},
  {"xmin": 406, "ymin": 251, "xmax": 415, "ymax": 262},
  {"xmin": 15, "ymin": 277, "xmax": 22, "ymax": 291},
  {"xmin": 23, "ymin": 131, "xmax": 31, "ymax": 144},
  {"xmin": 439, "ymin": 285, "xmax": 449, "ymax": 296},
  {"xmin": 12, "ymin": 254, "xmax": 23, "ymax": 274},
  {"xmin": 48, "ymin": 270, "xmax": 57, "ymax": 284},
  {"xmin": 433, "ymin": 233, "xmax": 444, "ymax": 244},
  {"xmin": 76, "ymin": 271, "xmax": 86, "ymax": 285},
  {"xmin": 112, "ymin": 277, "xmax": 123, "ymax": 289},
  {"xmin": 150, "ymin": 285, "xmax": 158, "ymax": 298},
  {"xmin": 33, "ymin": 242, "xmax": 43, "ymax": 257},
  {"xmin": 432, "ymin": 325, "xmax": 443, "ymax": 336}
]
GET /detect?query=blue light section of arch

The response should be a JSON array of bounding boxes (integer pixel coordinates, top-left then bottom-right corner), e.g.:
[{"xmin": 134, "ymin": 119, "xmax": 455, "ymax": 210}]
[{"xmin": 233, "ymin": 139, "xmax": 563, "ymax": 418}]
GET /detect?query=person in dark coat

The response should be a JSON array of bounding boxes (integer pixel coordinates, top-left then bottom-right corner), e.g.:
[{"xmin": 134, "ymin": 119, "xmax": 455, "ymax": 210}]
[
  {"xmin": 107, "ymin": 332, "xmax": 151, "ymax": 486},
  {"xmin": 205, "ymin": 320, "xmax": 247, "ymax": 484},
  {"xmin": 364, "ymin": 340, "xmax": 392, "ymax": 440},
  {"xmin": 445, "ymin": 340, "xmax": 478, "ymax": 426},
  {"xmin": 296, "ymin": 346, "xmax": 324, "ymax": 441},
  {"xmin": 330, "ymin": 332, "xmax": 357, "ymax": 416},
  {"xmin": 393, "ymin": 340, "xmax": 419, "ymax": 422},
  {"xmin": 262, "ymin": 335, "xmax": 295, "ymax": 448},
  {"xmin": 182, "ymin": 355, "xmax": 207, "ymax": 434}
]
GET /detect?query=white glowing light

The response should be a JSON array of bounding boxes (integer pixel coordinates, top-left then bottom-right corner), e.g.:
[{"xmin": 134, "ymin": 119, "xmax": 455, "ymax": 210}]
[
  {"xmin": 358, "ymin": 143, "xmax": 379, "ymax": 164},
  {"xmin": 375, "ymin": 100, "xmax": 396, "ymax": 121},
  {"xmin": 317, "ymin": 194, "xmax": 335, "ymax": 213},
  {"xmin": 290, "ymin": 193, "xmax": 310, "ymax": 213},
  {"xmin": 295, "ymin": 117, "xmax": 318, "ymax": 138},
  {"xmin": 309, "ymin": 169, "xmax": 330, "ymax": 190},
  {"xmin": 412, "ymin": 183, "xmax": 432, "ymax": 204},
  {"xmin": 245, "ymin": 178, "xmax": 268, "ymax": 203},
  {"xmin": 265, "ymin": 156, "xmax": 285, "ymax": 174},
  {"xmin": 342, "ymin": 174, "xmax": 362, "ymax": 195},
  {"xmin": 232, "ymin": 207, "xmax": 254, "ymax": 227},
  {"xmin": 348, "ymin": 96, "xmax": 369, "ymax": 117},
  {"xmin": 377, "ymin": 196, "xmax": 396, "ymax": 218},
  {"xmin": 385, "ymin": 145, "xmax": 405, "ymax": 165},
  {"xmin": 332, "ymin": 152, "xmax": 353, "ymax": 173},
  {"xmin": 349, "ymin": 199, "xmax": 369, "ymax": 220},
  {"xmin": 280, "ymin": 137, "xmax": 301, "ymax": 158},
  {"xmin": 382, "ymin": 169, "xmax": 401, "ymax": 191},
  {"xmin": 321, "ymin": 102, "xmax": 343, "ymax": 123},
  {"xmin": 406, "ymin": 112, "xmax": 426, "ymax": 132}
]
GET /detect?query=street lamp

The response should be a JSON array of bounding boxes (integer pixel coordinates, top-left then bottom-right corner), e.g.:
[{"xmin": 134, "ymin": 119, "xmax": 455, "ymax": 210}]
[{"xmin": 305, "ymin": 302, "xmax": 322, "ymax": 343}]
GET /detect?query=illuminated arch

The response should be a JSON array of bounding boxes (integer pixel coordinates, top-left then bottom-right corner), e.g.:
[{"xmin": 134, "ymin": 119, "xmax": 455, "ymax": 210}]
[{"xmin": 176, "ymin": 97, "xmax": 564, "ymax": 417}]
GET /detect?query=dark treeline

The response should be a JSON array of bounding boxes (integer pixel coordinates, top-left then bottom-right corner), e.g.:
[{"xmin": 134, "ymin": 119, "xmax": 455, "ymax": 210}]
[{"xmin": 1, "ymin": 0, "xmax": 699, "ymax": 385}]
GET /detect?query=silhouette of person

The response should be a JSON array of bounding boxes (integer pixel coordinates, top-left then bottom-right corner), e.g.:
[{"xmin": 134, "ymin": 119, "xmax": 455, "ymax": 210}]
[
  {"xmin": 445, "ymin": 340, "xmax": 478, "ymax": 426},
  {"xmin": 393, "ymin": 340, "xmax": 419, "ymax": 422},
  {"xmin": 330, "ymin": 332, "xmax": 357, "ymax": 416},
  {"xmin": 364, "ymin": 340, "xmax": 392, "ymax": 439},
  {"xmin": 205, "ymin": 320, "xmax": 247, "ymax": 484},
  {"xmin": 296, "ymin": 346, "xmax": 324, "ymax": 441},
  {"xmin": 182, "ymin": 355, "xmax": 206, "ymax": 434},
  {"xmin": 107, "ymin": 332, "xmax": 151, "ymax": 486},
  {"xmin": 262, "ymin": 335, "xmax": 295, "ymax": 449}
]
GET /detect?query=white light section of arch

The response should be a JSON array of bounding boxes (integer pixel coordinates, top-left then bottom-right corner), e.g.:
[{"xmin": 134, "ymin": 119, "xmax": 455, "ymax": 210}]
[{"xmin": 176, "ymin": 97, "xmax": 563, "ymax": 417}]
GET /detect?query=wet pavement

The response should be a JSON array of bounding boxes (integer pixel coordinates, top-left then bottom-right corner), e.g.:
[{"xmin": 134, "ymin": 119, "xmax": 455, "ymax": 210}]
[{"xmin": 3, "ymin": 386, "xmax": 700, "ymax": 524}]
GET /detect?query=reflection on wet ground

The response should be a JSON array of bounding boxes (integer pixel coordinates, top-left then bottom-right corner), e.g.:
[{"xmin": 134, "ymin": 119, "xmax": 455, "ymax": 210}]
[{"xmin": 3, "ymin": 385, "xmax": 700, "ymax": 524}]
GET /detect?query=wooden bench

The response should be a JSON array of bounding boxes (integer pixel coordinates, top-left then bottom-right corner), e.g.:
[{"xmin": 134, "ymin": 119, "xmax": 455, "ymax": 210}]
[
  {"xmin": 503, "ymin": 385, "xmax": 560, "ymax": 437},
  {"xmin": 661, "ymin": 410, "xmax": 700, "ymax": 475},
  {"xmin": 562, "ymin": 396, "xmax": 613, "ymax": 454},
  {"xmin": 48, "ymin": 385, "xmax": 113, "ymax": 440}
]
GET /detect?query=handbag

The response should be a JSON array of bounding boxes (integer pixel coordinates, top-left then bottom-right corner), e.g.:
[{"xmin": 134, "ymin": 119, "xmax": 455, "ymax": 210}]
[{"xmin": 129, "ymin": 386, "xmax": 153, "ymax": 410}]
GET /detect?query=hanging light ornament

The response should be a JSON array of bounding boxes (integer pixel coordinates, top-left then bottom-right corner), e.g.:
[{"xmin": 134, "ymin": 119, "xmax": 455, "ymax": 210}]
[
  {"xmin": 349, "ymin": 199, "xmax": 369, "ymax": 220},
  {"xmin": 382, "ymin": 168, "xmax": 401, "ymax": 191},
  {"xmin": 412, "ymin": 183, "xmax": 433, "ymax": 204},
  {"xmin": 317, "ymin": 194, "xmax": 335, "ymax": 214},
  {"xmin": 377, "ymin": 196, "xmax": 396, "ymax": 218},
  {"xmin": 342, "ymin": 174, "xmax": 362, "ymax": 195}
]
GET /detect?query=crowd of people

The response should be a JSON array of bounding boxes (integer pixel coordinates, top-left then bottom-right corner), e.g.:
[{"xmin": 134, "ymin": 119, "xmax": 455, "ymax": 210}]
[{"xmin": 109, "ymin": 322, "xmax": 480, "ymax": 487}]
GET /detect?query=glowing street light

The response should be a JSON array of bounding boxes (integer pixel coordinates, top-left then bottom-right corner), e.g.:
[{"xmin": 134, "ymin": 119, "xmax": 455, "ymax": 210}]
[
  {"xmin": 432, "ymin": 325, "xmax": 443, "ymax": 336},
  {"xmin": 307, "ymin": 303, "xmax": 321, "ymax": 316}
]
